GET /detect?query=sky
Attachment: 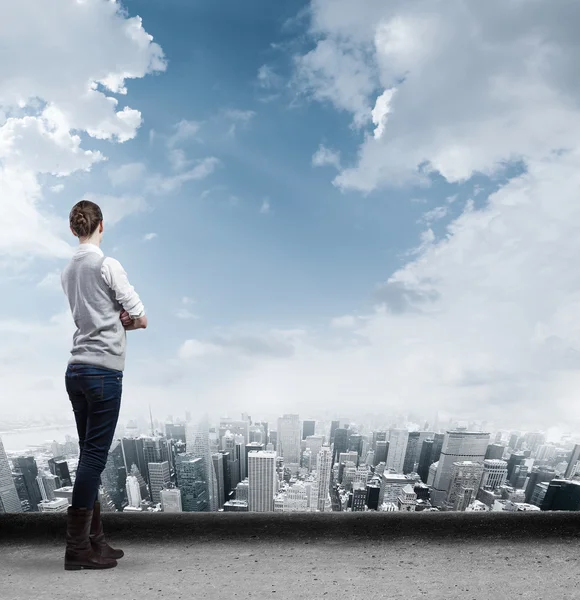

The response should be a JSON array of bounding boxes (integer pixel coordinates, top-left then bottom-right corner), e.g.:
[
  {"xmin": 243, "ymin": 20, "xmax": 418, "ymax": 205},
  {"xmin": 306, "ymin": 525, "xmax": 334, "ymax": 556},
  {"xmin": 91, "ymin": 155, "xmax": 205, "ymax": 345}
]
[{"xmin": 1, "ymin": 0, "xmax": 580, "ymax": 434}]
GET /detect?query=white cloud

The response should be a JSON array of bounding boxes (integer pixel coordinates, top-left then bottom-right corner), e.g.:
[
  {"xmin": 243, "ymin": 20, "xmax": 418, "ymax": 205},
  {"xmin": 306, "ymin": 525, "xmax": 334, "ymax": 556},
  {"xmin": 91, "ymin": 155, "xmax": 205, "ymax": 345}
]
[
  {"xmin": 330, "ymin": 315, "xmax": 358, "ymax": 329},
  {"xmin": 257, "ymin": 64, "xmax": 282, "ymax": 90},
  {"xmin": 297, "ymin": 0, "xmax": 580, "ymax": 191},
  {"xmin": 167, "ymin": 120, "xmax": 201, "ymax": 148},
  {"xmin": 108, "ymin": 162, "xmax": 147, "ymax": 187},
  {"xmin": 312, "ymin": 144, "xmax": 341, "ymax": 169},
  {"xmin": 145, "ymin": 157, "xmax": 220, "ymax": 195},
  {"xmin": 419, "ymin": 205, "xmax": 448, "ymax": 225},
  {"xmin": 50, "ymin": 184, "xmax": 65, "ymax": 194},
  {"xmin": 0, "ymin": 0, "xmax": 165, "ymax": 261},
  {"xmin": 143, "ymin": 232, "xmax": 158, "ymax": 242},
  {"xmin": 37, "ymin": 270, "xmax": 62, "ymax": 292},
  {"xmin": 260, "ymin": 199, "xmax": 271, "ymax": 214},
  {"xmin": 85, "ymin": 193, "xmax": 149, "ymax": 226}
]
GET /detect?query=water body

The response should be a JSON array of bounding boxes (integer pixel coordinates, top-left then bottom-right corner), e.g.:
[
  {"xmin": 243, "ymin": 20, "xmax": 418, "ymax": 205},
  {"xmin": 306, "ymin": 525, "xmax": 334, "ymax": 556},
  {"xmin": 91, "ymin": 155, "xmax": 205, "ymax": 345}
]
[{"xmin": 0, "ymin": 426, "xmax": 78, "ymax": 454}]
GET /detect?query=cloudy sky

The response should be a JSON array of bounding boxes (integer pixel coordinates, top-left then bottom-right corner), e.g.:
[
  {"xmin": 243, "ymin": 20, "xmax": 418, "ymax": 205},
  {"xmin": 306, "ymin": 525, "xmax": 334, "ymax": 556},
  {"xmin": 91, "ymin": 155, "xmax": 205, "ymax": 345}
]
[{"xmin": 1, "ymin": 0, "xmax": 580, "ymax": 434}]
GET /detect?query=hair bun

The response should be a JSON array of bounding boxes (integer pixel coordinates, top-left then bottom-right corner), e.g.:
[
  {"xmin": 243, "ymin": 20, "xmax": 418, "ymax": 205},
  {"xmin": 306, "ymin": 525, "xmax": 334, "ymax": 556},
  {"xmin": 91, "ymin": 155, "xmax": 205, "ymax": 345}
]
[{"xmin": 69, "ymin": 200, "xmax": 103, "ymax": 238}]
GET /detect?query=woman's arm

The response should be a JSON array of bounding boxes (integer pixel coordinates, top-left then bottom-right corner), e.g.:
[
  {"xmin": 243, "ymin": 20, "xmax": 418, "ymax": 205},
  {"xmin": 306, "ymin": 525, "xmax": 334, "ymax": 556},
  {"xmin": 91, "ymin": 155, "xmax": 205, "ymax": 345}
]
[{"xmin": 102, "ymin": 258, "xmax": 148, "ymax": 329}]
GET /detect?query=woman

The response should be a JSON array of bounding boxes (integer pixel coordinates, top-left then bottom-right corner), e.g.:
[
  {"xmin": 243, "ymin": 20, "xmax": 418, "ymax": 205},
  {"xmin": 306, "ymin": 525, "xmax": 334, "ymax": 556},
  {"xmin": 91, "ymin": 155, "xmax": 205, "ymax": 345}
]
[{"xmin": 61, "ymin": 200, "xmax": 148, "ymax": 571}]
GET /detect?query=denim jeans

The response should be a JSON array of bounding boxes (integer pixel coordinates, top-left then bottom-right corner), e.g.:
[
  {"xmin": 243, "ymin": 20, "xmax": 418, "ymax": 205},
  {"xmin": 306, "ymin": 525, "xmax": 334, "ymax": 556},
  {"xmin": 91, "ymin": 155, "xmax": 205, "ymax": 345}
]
[{"xmin": 65, "ymin": 363, "xmax": 123, "ymax": 509}]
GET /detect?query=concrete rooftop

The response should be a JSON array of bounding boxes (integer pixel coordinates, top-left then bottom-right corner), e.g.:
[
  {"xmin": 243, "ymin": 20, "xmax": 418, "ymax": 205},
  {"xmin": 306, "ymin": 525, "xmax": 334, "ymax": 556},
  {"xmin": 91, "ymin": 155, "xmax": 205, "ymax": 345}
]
[{"xmin": 1, "ymin": 513, "xmax": 579, "ymax": 600}]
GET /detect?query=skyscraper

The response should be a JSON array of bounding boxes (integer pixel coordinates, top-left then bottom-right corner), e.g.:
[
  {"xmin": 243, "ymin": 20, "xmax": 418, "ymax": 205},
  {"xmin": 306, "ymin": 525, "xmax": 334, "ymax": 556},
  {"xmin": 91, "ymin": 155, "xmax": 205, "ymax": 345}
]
[
  {"xmin": 332, "ymin": 428, "xmax": 349, "ymax": 464},
  {"xmin": 248, "ymin": 451, "xmax": 277, "ymax": 512},
  {"xmin": 431, "ymin": 430, "xmax": 490, "ymax": 508},
  {"xmin": 176, "ymin": 455, "xmax": 208, "ymax": 512},
  {"xmin": 126, "ymin": 475, "xmax": 142, "ymax": 508},
  {"xmin": 541, "ymin": 479, "xmax": 580, "ymax": 511},
  {"xmin": 506, "ymin": 453, "xmax": 526, "ymax": 481},
  {"xmin": 330, "ymin": 421, "xmax": 340, "ymax": 444},
  {"xmin": 48, "ymin": 457, "xmax": 72, "ymax": 488},
  {"xmin": 386, "ymin": 429, "xmax": 409, "ymax": 473},
  {"xmin": 148, "ymin": 461, "xmax": 171, "ymax": 504},
  {"xmin": 245, "ymin": 442, "xmax": 265, "ymax": 480},
  {"xmin": 348, "ymin": 434, "xmax": 364, "ymax": 457},
  {"xmin": 485, "ymin": 444, "xmax": 505, "ymax": 460},
  {"xmin": 161, "ymin": 488, "xmax": 183, "ymax": 512},
  {"xmin": 374, "ymin": 440, "xmax": 389, "ymax": 467},
  {"xmin": 0, "ymin": 438, "xmax": 21, "ymax": 514},
  {"xmin": 143, "ymin": 437, "xmax": 171, "ymax": 487},
  {"xmin": 315, "ymin": 446, "xmax": 333, "ymax": 512},
  {"xmin": 304, "ymin": 436, "xmax": 325, "ymax": 471},
  {"xmin": 302, "ymin": 420, "xmax": 316, "ymax": 440},
  {"xmin": 564, "ymin": 444, "xmax": 580, "ymax": 479},
  {"xmin": 101, "ymin": 440, "xmax": 127, "ymax": 510},
  {"xmin": 481, "ymin": 460, "xmax": 508, "ymax": 490},
  {"xmin": 36, "ymin": 473, "xmax": 58, "ymax": 502},
  {"xmin": 277, "ymin": 415, "xmax": 301, "ymax": 465},
  {"xmin": 446, "ymin": 461, "xmax": 484, "ymax": 511},
  {"xmin": 417, "ymin": 439, "xmax": 434, "ymax": 484},
  {"xmin": 525, "ymin": 467, "xmax": 556, "ymax": 504},
  {"xmin": 403, "ymin": 431, "xmax": 434, "ymax": 475},
  {"xmin": 212, "ymin": 453, "xmax": 226, "ymax": 508},
  {"xmin": 187, "ymin": 417, "xmax": 219, "ymax": 511},
  {"xmin": 12, "ymin": 457, "xmax": 42, "ymax": 512}
]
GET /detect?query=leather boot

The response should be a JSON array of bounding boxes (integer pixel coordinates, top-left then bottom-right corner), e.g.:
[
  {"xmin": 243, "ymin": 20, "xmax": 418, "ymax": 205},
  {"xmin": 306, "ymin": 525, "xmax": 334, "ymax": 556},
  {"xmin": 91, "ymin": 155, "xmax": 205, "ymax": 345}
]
[
  {"xmin": 64, "ymin": 507, "xmax": 117, "ymax": 571},
  {"xmin": 90, "ymin": 501, "xmax": 124, "ymax": 559}
]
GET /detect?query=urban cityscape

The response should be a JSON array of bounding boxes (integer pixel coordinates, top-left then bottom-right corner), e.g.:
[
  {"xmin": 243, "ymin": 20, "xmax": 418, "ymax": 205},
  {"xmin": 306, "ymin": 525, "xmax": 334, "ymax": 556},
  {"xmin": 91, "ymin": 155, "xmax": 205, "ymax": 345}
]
[{"xmin": 2, "ymin": 411, "xmax": 580, "ymax": 516}]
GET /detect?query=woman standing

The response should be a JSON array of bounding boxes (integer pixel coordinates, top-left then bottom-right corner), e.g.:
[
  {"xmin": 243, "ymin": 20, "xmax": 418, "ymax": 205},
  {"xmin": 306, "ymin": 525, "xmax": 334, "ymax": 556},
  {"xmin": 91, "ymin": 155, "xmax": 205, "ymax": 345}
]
[{"xmin": 61, "ymin": 200, "xmax": 148, "ymax": 570}]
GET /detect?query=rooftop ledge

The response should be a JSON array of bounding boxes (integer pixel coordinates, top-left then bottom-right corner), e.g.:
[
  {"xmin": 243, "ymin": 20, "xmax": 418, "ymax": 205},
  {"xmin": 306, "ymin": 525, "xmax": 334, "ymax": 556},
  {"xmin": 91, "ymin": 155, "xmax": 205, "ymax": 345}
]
[{"xmin": 1, "ymin": 514, "xmax": 579, "ymax": 600}]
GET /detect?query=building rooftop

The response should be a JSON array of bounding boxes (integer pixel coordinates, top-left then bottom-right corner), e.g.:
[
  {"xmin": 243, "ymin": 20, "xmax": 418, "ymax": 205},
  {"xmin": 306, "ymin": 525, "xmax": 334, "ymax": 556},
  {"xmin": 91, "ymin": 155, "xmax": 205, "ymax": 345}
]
[{"xmin": 1, "ymin": 513, "xmax": 579, "ymax": 599}]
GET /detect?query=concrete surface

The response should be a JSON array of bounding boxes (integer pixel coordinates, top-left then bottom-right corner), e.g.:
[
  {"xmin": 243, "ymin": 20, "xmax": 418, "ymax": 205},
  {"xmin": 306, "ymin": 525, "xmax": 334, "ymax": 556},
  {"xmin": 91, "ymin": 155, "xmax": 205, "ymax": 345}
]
[
  {"xmin": 3, "ymin": 511, "xmax": 580, "ymax": 543},
  {"xmin": 1, "ymin": 537, "xmax": 577, "ymax": 600}
]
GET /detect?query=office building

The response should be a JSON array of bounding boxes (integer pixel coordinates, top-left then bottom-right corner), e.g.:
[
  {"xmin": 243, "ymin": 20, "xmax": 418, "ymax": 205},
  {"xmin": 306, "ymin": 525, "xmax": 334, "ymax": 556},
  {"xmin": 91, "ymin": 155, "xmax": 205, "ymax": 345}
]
[
  {"xmin": 380, "ymin": 473, "xmax": 412, "ymax": 505},
  {"xmin": 536, "ymin": 445, "xmax": 557, "ymax": 462},
  {"xmin": 417, "ymin": 440, "xmax": 434, "ymax": 484},
  {"xmin": 431, "ymin": 430, "xmax": 490, "ymax": 508},
  {"xmin": 351, "ymin": 483, "xmax": 367, "ymax": 512},
  {"xmin": 481, "ymin": 460, "xmax": 508, "ymax": 490},
  {"xmin": 235, "ymin": 480, "xmax": 249, "ymax": 502},
  {"xmin": 36, "ymin": 473, "xmax": 58, "ymax": 501},
  {"xmin": 565, "ymin": 444, "xmax": 580, "ymax": 479},
  {"xmin": 12, "ymin": 457, "xmax": 42, "ymax": 512},
  {"xmin": 386, "ymin": 429, "xmax": 409, "ymax": 474},
  {"xmin": 523, "ymin": 432, "xmax": 545, "ymax": 454},
  {"xmin": 485, "ymin": 444, "xmax": 505, "ymax": 460},
  {"xmin": 176, "ymin": 455, "xmax": 208, "ymax": 512},
  {"xmin": 126, "ymin": 475, "xmax": 142, "ymax": 508},
  {"xmin": 48, "ymin": 458, "xmax": 72, "ymax": 488},
  {"xmin": 530, "ymin": 481, "xmax": 550, "ymax": 508},
  {"xmin": 525, "ymin": 467, "xmax": 556, "ymax": 504},
  {"xmin": 38, "ymin": 498, "xmax": 69, "ymax": 513},
  {"xmin": 101, "ymin": 440, "xmax": 127, "ymax": 510},
  {"xmin": 269, "ymin": 431, "xmax": 278, "ymax": 452},
  {"xmin": 245, "ymin": 442, "xmax": 264, "ymax": 480},
  {"xmin": 0, "ymin": 438, "xmax": 22, "ymax": 513},
  {"xmin": 510, "ymin": 464, "xmax": 529, "ymax": 489},
  {"xmin": 366, "ymin": 480, "xmax": 381, "ymax": 511},
  {"xmin": 54, "ymin": 486, "xmax": 74, "ymax": 505},
  {"xmin": 506, "ymin": 453, "xmax": 526, "ymax": 481},
  {"xmin": 143, "ymin": 438, "xmax": 171, "ymax": 486},
  {"xmin": 313, "ymin": 446, "xmax": 333, "ymax": 512},
  {"xmin": 165, "ymin": 424, "xmax": 186, "ymax": 441},
  {"xmin": 187, "ymin": 417, "xmax": 219, "ymax": 511},
  {"xmin": 446, "ymin": 461, "xmax": 484, "ymax": 511},
  {"xmin": 223, "ymin": 500, "xmax": 249, "ymax": 512},
  {"xmin": 332, "ymin": 428, "xmax": 349, "ymax": 463},
  {"xmin": 302, "ymin": 420, "xmax": 316, "ymax": 440},
  {"xmin": 374, "ymin": 440, "xmax": 389, "ymax": 467},
  {"xmin": 372, "ymin": 431, "xmax": 388, "ymax": 451},
  {"xmin": 161, "ymin": 488, "xmax": 183, "ymax": 512},
  {"xmin": 120, "ymin": 438, "xmax": 148, "ymax": 482},
  {"xmin": 397, "ymin": 484, "xmax": 417, "ymax": 512},
  {"xmin": 403, "ymin": 432, "xmax": 434, "ymax": 475},
  {"xmin": 212, "ymin": 453, "xmax": 226, "ymax": 509},
  {"xmin": 148, "ymin": 461, "xmax": 171, "ymax": 504},
  {"xmin": 277, "ymin": 415, "xmax": 301, "ymax": 465},
  {"xmin": 349, "ymin": 434, "xmax": 364, "ymax": 457},
  {"xmin": 330, "ymin": 421, "xmax": 340, "ymax": 444},
  {"xmin": 305, "ymin": 436, "xmax": 325, "ymax": 471},
  {"xmin": 541, "ymin": 479, "xmax": 580, "ymax": 511},
  {"xmin": 219, "ymin": 419, "xmax": 250, "ymax": 445},
  {"xmin": 248, "ymin": 451, "xmax": 277, "ymax": 512}
]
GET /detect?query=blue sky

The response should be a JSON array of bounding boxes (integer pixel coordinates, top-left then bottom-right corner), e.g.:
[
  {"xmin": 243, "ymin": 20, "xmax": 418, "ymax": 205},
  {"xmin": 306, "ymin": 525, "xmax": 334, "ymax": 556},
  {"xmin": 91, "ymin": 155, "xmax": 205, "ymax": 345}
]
[{"xmin": 2, "ymin": 0, "xmax": 580, "ymax": 437}]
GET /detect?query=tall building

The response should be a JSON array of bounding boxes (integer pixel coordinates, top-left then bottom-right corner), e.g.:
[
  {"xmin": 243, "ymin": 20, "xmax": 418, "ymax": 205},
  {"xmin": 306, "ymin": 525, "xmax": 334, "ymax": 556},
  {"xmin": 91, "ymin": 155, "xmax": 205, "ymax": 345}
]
[
  {"xmin": 187, "ymin": 417, "xmax": 219, "ymax": 511},
  {"xmin": 235, "ymin": 480, "xmax": 249, "ymax": 502},
  {"xmin": 481, "ymin": 460, "xmax": 508, "ymax": 490},
  {"xmin": 248, "ymin": 451, "xmax": 277, "ymax": 512},
  {"xmin": 277, "ymin": 415, "xmax": 301, "ymax": 465},
  {"xmin": 161, "ymin": 488, "xmax": 183, "ymax": 512},
  {"xmin": 431, "ymin": 430, "xmax": 490, "ymax": 508},
  {"xmin": 12, "ymin": 457, "xmax": 42, "ymax": 512},
  {"xmin": 536, "ymin": 445, "xmax": 557, "ymax": 462},
  {"xmin": 374, "ymin": 440, "xmax": 389, "ymax": 467},
  {"xmin": 304, "ymin": 436, "xmax": 325, "ymax": 471},
  {"xmin": 379, "ymin": 473, "xmax": 411, "ymax": 505},
  {"xmin": 386, "ymin": 429, "xmax": 409, "ymax": 474},
  {"xmin": 165, "ymin": 424, "xmax": 186, "ymax": 441},
  {"xmin": 417, "ymin": 440, "xmax": 434, "ymax": 484},
  {"xmin": 302, "ymin": 420, "xmax": 316, "ymax": 440},
  {"xmin": 120, "ymin": 438, "xmax": 147, "ymax": 482},
  {"xmin": 372, "ymin": 431, "xmax": 387, "ymax": 451},
  {"xmin": 333, "ymin": 429, "xmax": 349, "ymax": 463},
  {"xmin": 351, "ymin": 483, "xmax": 367, "ymax": 512},
  {"xmin": 38, "ymin": 498, "xmax": 69, "ymax": 513},
  {"xmin": 564, "ymin": 444, "xmax": 580, "ymax": 479},
  {"xmin": 403, "ymin": 432, "xmax": 434, "ymax": 475},
  {"xmin": 541, "ymin": 479, "xmax": 580, "ymax": 511},
  {"xmin": 348, "ymin": 434, "xmax": 364, "ymax": 457},
  {"xmin": 525, "ymin": 467, "xmax": 556, "ymax": 504},
  {"xmin": 446, "ymin": 461, "xmax": 484, "ymax": 511},
  {"xmin": 485, "ymin": 444, "xmax": 505, "ymax": 460},
  {"xmin": 36, "ymin": 473, "xmax": 58, "ymax": 501},
  {"xmin": 234, "ymin": 436, "xmax": 246, "ymax": 481},
  {"xmin": 366, "ymin": 480, "xmax": 381, "ymax": 511},
  {"xmin": 530, "ymin": 481, "xmax": 550, "ymax": 508},
  {"xmin": 314, "ymin": 446, "xmax": 333, "ymax": 512},
  {"xmin": 431, "ymin": 433, "xmax": 445, "ymax": 465},
  {"xmin": 245, "ymin": 442, "xmax": 265, "ymax": 480},
  {"xmin": 148, "ymin": 461, "xmax": 171, "ymax": 504},
  {"xmin": 219, "ymin": 419, "xmax": 250, "ymax": 444},
  {"xmin": 523, "ymin": 432, "xmax": 546, "ymax": 454},
  {"xmin": 506, "ymin": 453, "xmax": 526, "ymax": 481},
  {"xmin": 126, "ymin": 475, "xmax": 142, "ymax": 508},
  {"xmin": 101, "ymin": 440, "xmax": 127, "ymax": 510},
  {"xmin": 0, "ymin": 438, "xmax": 21, "ymax": 514},
  {"xmin": 176, "ymin": 455, "xmax": 208, "ymax": 512},
  {"xmin": 143, "ymin": 438, "xmax": 170, "ymax": 486},
  {"xmin": 212, "ymin": 453, "xmax": 226, "ymax": 509},
  {"xmin": 48, "ymin": 457, "xmax": 72, "ymax": 487},
  {"xmin": 330, "ymin": 421, "xmax": 340, "ymax": 444},
  {"xmin": 397, "ymin": 484, "xmax": 417, "ymax": 512}
]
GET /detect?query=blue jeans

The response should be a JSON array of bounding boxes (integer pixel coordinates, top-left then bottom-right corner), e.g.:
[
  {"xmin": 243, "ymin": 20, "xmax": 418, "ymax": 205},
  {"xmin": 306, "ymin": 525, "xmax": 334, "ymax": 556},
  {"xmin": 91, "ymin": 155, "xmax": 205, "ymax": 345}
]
[{"xmin": 65, "ymin": 364, "xmax": 123, "ymax": 509}]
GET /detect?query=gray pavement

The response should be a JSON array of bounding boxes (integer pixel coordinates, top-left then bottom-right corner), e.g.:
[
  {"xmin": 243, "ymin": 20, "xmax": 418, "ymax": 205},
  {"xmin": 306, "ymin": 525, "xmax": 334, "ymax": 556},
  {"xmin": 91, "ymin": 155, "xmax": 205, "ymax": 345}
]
[{"xmin": 1, "ymin": 537, "xmax": 577, "ymax": 600}]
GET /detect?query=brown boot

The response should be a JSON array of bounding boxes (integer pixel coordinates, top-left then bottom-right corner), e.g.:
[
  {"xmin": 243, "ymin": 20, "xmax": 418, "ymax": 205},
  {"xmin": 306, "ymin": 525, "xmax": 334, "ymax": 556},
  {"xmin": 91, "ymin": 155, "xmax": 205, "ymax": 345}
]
[
  {"xmin": 64, "ymin": 507, "xmax": 118, "ymax": 571},
  {"xmin": 90, "ymin": 501, "xmax": 124, "ymax": 559}
]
